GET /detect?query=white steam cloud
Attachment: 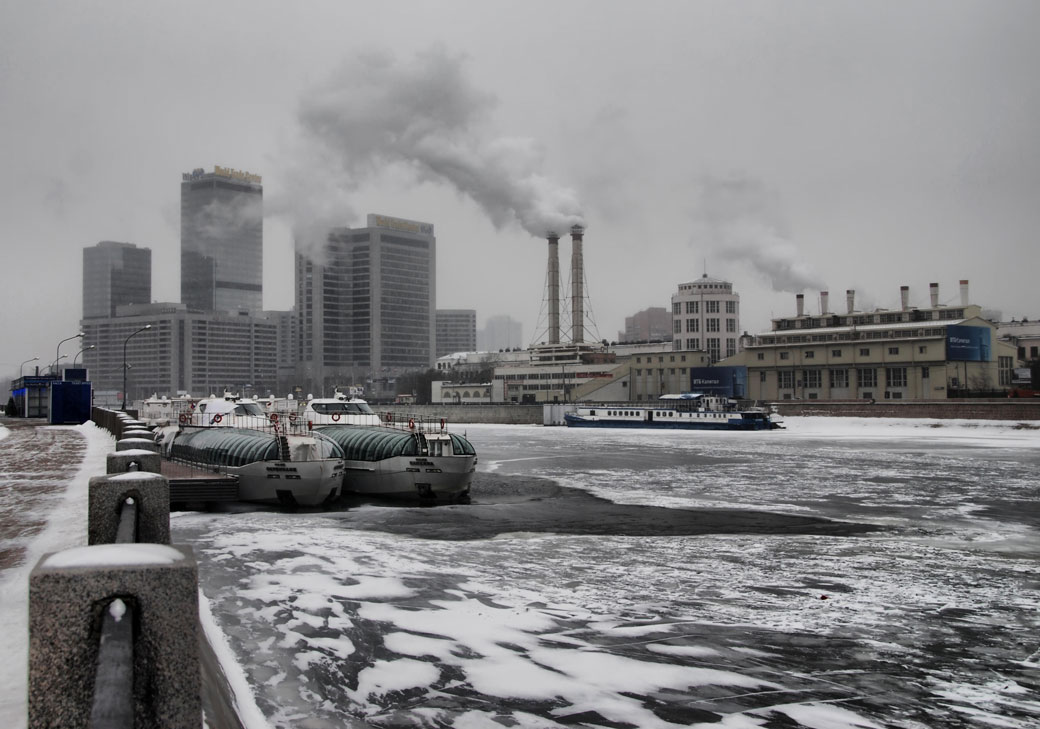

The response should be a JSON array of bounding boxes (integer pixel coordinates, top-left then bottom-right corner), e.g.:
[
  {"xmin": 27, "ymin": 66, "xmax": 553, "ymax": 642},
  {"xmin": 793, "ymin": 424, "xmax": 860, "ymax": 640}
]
[
  {"xmin": 693, "ymin": 175, "xmax": 825, "ymax": 294},
  {"xmin": 271, "ymin": 47, "xmax": 583, "ymax": 254}
]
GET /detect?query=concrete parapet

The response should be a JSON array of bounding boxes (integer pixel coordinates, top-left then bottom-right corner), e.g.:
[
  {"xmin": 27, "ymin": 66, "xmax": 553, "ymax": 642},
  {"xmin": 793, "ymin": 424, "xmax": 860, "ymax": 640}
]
[
  {"xmin": 107, "ymin": 449, "xmax": 161, "ymax": 474},
  {"xmin": 122, "ymin": 428, "xmax": 154, "ymax": 440},
  {"xmin": 117, "ymin": 437, "xmax": 159, "ymax": 453},
  {"xmin": 89, "ymin": 473, "xmax": 171, "ymax": 545},
  {"xmin": 28, "ymin": 544, "xmax": 201, "ymax": 729}
]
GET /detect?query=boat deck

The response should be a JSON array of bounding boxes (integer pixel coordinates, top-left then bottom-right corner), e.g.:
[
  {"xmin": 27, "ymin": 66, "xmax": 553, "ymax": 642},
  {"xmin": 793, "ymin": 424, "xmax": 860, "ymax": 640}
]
[{"xmin": 161, "ymin": 459, "xmax": 240, "ymax": 505}]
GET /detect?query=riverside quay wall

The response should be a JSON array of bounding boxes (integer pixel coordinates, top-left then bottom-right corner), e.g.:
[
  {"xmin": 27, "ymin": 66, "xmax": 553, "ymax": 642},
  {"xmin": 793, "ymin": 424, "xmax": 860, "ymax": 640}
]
[
  {"xmin": 770, "ymin": 399, "xmax": 1040, "ymax": 421},
  {"xmin": 383, "ymin": 400, "xmax": 1040, "ymax": 424},
  {"xmin": 380, "ymin": 404, "xmax": 544, "ymax": 424}
]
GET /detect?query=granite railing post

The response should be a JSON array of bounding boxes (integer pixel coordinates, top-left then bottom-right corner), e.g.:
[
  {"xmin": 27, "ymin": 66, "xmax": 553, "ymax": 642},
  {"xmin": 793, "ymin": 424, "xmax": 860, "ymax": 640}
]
[{"xmin": 27, "ymin": 407, "xmax": 203, "ymax": 728}]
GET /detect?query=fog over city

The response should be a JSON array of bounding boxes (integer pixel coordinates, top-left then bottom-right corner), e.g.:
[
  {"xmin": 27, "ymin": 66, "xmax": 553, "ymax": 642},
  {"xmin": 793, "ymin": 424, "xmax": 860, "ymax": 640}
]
[{"xmin": 2, "ymin": 1, "xmax": 1039, "ymax": 377}]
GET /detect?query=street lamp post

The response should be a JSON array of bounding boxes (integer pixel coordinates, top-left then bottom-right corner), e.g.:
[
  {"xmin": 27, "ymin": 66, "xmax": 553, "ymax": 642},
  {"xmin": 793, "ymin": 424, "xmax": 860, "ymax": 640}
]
[
  {"xmin": 55, "ymin": 332, "xmax": 84, "ymax": 380},
  {"xmin": 122, "ymin": 324, "xmax": 152, "ymax": 411},
  {"xmin": 19, "ymin": 356, "xmax": 39, "ymax": 378},
  {"xmin": 51, "ymin": 355, "xmax": 68, "ymax": 374},
  {"xmin": 73, "ymin": 345, "xmax": 95, "ymax": 365}
]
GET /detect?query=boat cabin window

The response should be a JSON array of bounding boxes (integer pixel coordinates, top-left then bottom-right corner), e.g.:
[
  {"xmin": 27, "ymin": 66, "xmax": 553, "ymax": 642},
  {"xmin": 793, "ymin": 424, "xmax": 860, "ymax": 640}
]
[
  {"xmin": 313, "ymin": 401, "xmax": 376, "ymax": 415},
  {"xmin": 235, "ymin": 402, "xmax": 265, "ymax": 416}
]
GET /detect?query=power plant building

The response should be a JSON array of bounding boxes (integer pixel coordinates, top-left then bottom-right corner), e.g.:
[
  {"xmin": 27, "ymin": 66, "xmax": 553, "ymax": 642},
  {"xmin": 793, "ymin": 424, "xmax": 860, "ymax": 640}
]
[
  {"xmin": 82, "ymin": 241, "xmax": 151, "ymax": 319},
  {"xmin": 296, "ymin": 214, "xmax": 436, "ymax": 394},
  {"xmin": 671, "ymin": 274, "xmax": 741, "ymax": 363},
  {"xmin": 726, "ymin": 282, "xmax": 1017, "ymax": 401},
  {"xmin": 180, "ymin": 166, "xmax": 263, "ymax": 313}
]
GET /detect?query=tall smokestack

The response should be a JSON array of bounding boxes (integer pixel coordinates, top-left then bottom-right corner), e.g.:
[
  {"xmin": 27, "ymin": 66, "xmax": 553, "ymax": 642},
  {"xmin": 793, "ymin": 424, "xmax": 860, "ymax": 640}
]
[
  {"xmin": 960, "ymin": 279, "xmax": 970, "ymax": 306},
  {"xmin": 820, "ymin": 291, "xmax": 829, "ymax": 315},
  {"xmin": 900, "ymin": 285, "xmax": 909, "ymax": 311},
  {"xmin": 570, "ymin": 225, "xmax": 585, "ymax": 344},
  {"xmin": 846, "ymin": 289, "xmax": 855, "ymax": 314},
  {"xmin": 929, "ymin": 282, "xmax": 939, "ymax": 308},
  {"xmin": 547, "ymin": 233, "xmax": 560, "ymax": 344},
  {"xmin": 796, "ymin": 294, "xmax": 804, "ymax": 317}
]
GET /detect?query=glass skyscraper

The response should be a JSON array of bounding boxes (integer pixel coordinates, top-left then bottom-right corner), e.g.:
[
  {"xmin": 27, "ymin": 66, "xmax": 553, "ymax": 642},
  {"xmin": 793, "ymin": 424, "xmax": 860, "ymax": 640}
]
[
  {"xmin": 296, "ymin": 214, "xmax": 436, "ymax": 393},
  {"xmin": 180, "ymin": 166, "xmax": 263, "ymax": 313},
  {"xmin": 82, "ymin": 241, "xmax": 151, "ymax": 319}
]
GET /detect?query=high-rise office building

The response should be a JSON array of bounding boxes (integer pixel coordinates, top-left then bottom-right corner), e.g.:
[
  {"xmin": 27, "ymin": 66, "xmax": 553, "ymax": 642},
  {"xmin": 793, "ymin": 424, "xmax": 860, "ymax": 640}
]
[
  {"xmin": 82, "ymin": 241, "xmax": 151, "ymax": 319},
  {"xmin": 81, "ymin": 302, "xmax": 280, "ymax": 403},
  {"xmin": 619, "ymin": 306, "xmax": 672, "ymax": 344},
  {"xmin": 180, "ymin": 165, "xmax": 263, "ymax": 313},
  {"xmin": 436, "ymin": 309, "xmax": 477, "ymax": 357},
  {"xmin": 296, "ymin": 214, "xmax": 436, "ymax": 392},
  {"xmin": 478, "ymin": 315, "xmax": 523, "ymax": 352}
]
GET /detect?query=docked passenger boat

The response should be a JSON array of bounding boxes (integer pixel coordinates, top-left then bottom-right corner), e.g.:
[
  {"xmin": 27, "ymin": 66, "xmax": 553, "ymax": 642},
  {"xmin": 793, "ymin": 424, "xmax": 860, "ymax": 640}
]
[
  {"xmin": 299, "ymin": 389, "xmax": 383, "ymax": 427},
  {"xmin": 563, "ymin": 393, "xmax": 782, "ymax": 431},
  {"xmin": 315, "ymin": 417, "xmax": 478, "ymax": 502},
  {"xmin": 152, "ymin": 395, "xmax": 346, "ymax": 507}
]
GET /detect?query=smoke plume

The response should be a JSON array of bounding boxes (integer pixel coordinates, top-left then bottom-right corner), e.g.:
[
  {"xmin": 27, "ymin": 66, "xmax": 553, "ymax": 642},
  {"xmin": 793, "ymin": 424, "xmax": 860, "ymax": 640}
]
[
  {"xmin": 693, "ymin": 175, "xmax": 824, "ymax": 294},
  {"xmin": 272, "ymin": 47, "xmax": 583, "ymax": 253}
]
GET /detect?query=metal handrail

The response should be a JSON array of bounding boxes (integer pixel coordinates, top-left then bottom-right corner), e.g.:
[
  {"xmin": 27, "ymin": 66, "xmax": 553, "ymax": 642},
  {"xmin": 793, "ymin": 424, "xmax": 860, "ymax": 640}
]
[{"xmin": 90, "ymin": 497, "xmax": 138, "ymax": 728}]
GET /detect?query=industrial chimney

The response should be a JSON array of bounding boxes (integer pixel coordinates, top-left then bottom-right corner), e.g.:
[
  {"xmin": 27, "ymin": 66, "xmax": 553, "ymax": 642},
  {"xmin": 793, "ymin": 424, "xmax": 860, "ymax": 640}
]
[
  {"xmin": 930, "ymin": 282, "xmax": 939, "ymax": 308},
  {"xmin": 547, "ymin": 232, "xmax": 560, "ymax": 344},
  {"xmin": 820, "ymin": 291, "xmax": 829, "ymax": 315},
  {"xmin": 570, "ymin": 225, "xmax": 585, "ymax": 344},
  {"xmin": 796, "ymin": 294, "xmax": 804, "ymax": 317},
  {"xmin": 960, "ymin": 279, "xmax": 970, "ymax": 306},
  {"xmin": 900, "ymin": 285, "xmax": 910, "ymax": 311},
  {"xmin": 846, "ymin": 289, "xmax": 855, "ymax": 314}
]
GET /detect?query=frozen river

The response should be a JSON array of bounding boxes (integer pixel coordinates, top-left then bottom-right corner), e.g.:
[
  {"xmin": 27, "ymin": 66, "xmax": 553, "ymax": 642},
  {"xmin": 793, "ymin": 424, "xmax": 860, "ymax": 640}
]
[
  {"xmin": 168, "ymin": 419, "xmax": 1040, "ymax": 729},
  {"xmin": 1, "ymin": 417, "xmax": 1038, "ymax": 728}
]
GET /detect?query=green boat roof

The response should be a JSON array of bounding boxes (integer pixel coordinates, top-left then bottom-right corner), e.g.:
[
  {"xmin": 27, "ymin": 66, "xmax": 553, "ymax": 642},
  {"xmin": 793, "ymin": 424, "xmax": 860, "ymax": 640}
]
[
  {"xmin": 317, "ymin": 426, "xmax": 420, "ymax": 462},
  {"xmin": 171, "ymin": 428, "xmax": 282, "ymax": 468}
]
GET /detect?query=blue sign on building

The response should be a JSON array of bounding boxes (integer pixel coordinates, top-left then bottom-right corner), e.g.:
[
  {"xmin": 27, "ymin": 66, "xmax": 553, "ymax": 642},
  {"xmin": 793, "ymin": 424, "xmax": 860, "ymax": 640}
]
[
  {"xmin": 946, "ymin": 325, "xmax": 991, "ymax": 362},
  {"xmin": 687, "ymin": 366, "xmax": 747, "ymax": 398}
]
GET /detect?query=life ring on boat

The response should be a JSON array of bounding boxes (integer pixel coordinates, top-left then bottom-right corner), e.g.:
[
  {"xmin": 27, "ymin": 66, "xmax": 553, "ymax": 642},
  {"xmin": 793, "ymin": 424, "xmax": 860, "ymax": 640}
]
[
  {"xmin": 331, "ymin": 412, "xmax": 341, "ymax": 422},
  {"xmin": 178, "ymin": 414, "xmax": 188, "ymax": 424},
  {"xmin": 269, "ymin": 413, "xmax": 279, "ymax": 423},
  {"xmin": 440, "ymin": 418, "xmax": 446, "ymax": 430},
  {"xmin": 289, "ymin": 413, "xmax": 297, "ymax": 423},
  {"xmin": 408, "ymin": 418, "xmax": 415, "ymax": 431},
  {"xmin": 385, "ymin": 412, "xmax": 393, "ymax": 423},
  {"xmin": 212, "ymin": 414, "xmax": 222, "ymax": 424}
]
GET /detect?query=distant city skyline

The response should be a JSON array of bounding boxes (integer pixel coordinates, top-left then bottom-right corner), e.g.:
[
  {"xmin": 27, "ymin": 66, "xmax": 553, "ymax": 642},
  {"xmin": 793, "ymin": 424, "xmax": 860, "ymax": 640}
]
[{"xmin": 4, "ymin": 3, "xmax": 1040, "ymax": 380}]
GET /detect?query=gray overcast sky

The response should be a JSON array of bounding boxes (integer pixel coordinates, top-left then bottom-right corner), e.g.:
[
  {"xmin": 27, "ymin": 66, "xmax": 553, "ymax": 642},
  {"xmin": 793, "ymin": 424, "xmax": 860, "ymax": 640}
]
[{"xmin": 2, "ymin": 0, "xmax": 1038, "ymax": 378}]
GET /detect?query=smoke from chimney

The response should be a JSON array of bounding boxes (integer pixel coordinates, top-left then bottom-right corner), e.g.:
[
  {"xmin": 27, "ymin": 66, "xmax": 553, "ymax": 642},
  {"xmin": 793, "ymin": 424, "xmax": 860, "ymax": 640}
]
[
  {"xmin": 694, "ymin": 176, "xmax": 825, "ymax": 294},
  {"xmin": 930, "ymin": 283, "xmax": 939, "ymax": 308},
  {"xmin": 846, "ymin": 289, "xmax": 855, "ymax": 314},
  {"xmin": 275, "ymin": 47, "xmax": 585, "ymax": 257},
  {"xmin": 900, "ymin": 286, "xmax": 910, "ymax": 311}
]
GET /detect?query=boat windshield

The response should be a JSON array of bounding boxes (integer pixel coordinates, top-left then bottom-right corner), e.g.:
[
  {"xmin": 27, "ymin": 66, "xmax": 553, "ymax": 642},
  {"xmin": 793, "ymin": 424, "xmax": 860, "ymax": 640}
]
[
  {"xmin": 235, "ymin": 402, "xmax": 266, "ymax": 416},
  {"xmin": 313, "ymin": 401, "xmax": 375, "ymax": 415}
]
